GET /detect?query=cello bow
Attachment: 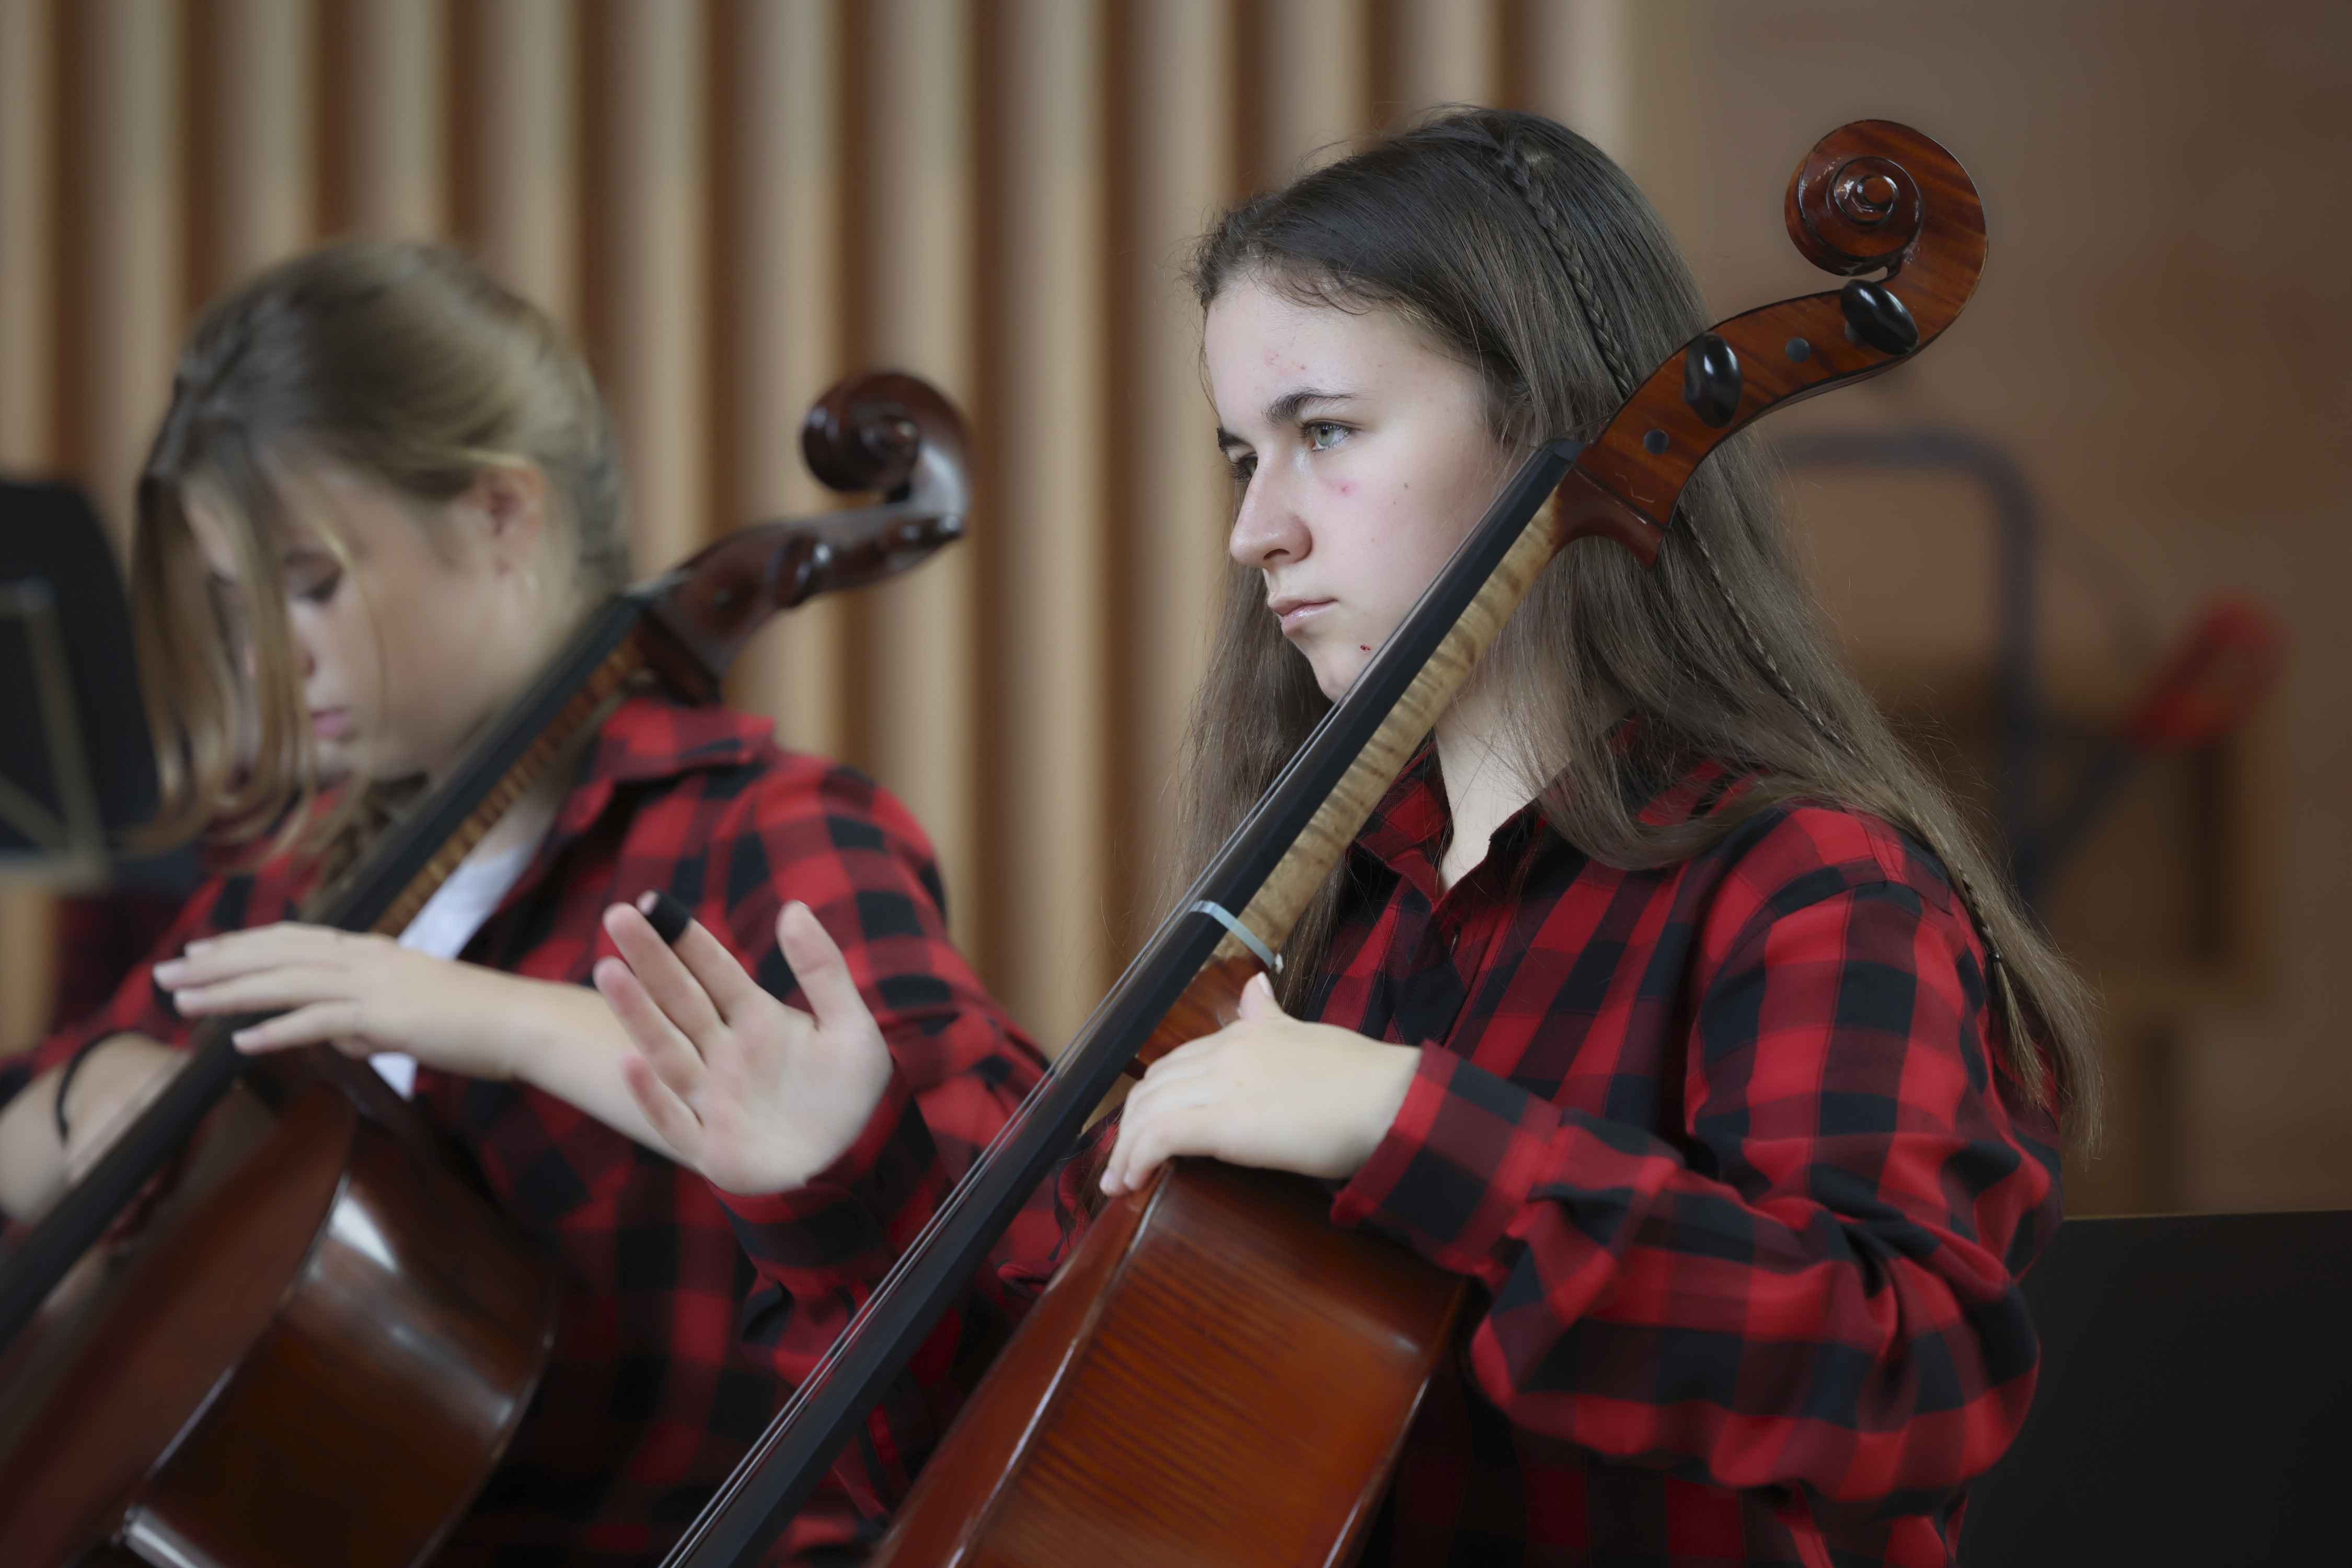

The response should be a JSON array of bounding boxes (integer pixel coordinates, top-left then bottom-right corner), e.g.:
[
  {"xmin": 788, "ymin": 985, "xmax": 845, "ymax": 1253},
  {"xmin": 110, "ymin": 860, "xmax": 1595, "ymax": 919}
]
[
  {"xmin": 662, "ymin": 119, "xmax": 1987, "ymax": 1568},
  {"xmin": 0, "ymin": 370, "xmax": 973, "ymax": 1354}
]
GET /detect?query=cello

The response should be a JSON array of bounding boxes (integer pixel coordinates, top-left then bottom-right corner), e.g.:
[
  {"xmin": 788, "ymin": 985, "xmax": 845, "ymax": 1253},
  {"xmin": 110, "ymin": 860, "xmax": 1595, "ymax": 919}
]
[
  {"xmin": 661, "ymin": 120, "xmax": 1992, "ymax": 1567},
  {"xmin": 0, "ymin": 373, "xmax": 973, "ymax": 1568}
]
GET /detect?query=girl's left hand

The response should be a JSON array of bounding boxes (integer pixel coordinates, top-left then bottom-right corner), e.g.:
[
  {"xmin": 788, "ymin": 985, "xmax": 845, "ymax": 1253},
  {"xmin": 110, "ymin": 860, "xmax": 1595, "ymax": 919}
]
[
  {"xmin": 156, "ymin": 925, "xmax": 537, "ymax": 1077},
  {"xmin": 1098, "ymin": 972, "xmax": 1420, "ymax": 1197}
]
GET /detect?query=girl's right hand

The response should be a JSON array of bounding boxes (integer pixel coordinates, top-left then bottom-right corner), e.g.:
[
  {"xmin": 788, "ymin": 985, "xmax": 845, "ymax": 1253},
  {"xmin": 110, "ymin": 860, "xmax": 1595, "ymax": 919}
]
[{"xmin": 591, "ymin": 899, "xmax": 895, "ymax": 1197}]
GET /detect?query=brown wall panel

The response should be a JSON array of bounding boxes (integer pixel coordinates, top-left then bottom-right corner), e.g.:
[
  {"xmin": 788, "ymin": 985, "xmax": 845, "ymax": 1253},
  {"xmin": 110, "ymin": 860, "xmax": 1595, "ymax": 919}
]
[
  {"xmin": 981, "ymin": 0, "xmax": 1112, "ymax": 1043},
  {"xmin": 324, "ymin": 0, "xmax": 447, "ymax": 239},
  {"xmin": 842, "ymin": 0, "xmax": 983, "ymax": 969},
  {"xmin": 61, "ymin": 0, "xmax": 184, "ymax": 551},
  {"xmin": 0, "ymin": 0, "xmax": 57, "ymax": 1055},
  {"xmin": 720, "ymin": 0, "xmax": 851, "ymax": 763},
  {"xmin": 1110, "ymin": 0, "xmax": 1237, "ymax": 948},
  {"xmin": 585, "ymin": 0, "xmax": 711, "ymax": 574},
  {"xmin": 457, "ymin": 0, "xmax": 581, "ymax": 329},
  {"xmin": 0, "ymin": 0, "xmax": 56, "ymax": 470},
  {"xmin": 189, "ymin": 0, "xmax": 314, "ymax": 298}
]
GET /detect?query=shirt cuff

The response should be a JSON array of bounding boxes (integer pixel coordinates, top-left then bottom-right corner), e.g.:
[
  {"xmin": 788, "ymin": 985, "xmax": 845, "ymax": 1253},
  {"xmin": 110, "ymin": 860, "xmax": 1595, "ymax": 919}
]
[
  {"xmin": 1331, "ymin": 1046, "xmax": 1561, "ymax": 1275},
  {"xmin": 713, "ymin": 1062, "xmax": 947, "ymax": 1286}
]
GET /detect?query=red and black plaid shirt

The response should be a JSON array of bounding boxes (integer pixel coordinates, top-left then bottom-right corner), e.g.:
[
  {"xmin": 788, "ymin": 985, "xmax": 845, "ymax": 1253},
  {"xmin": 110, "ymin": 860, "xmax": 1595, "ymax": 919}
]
[
  {"xmin": 1071, "ymin": 748, "xmax": 2062, "ymax": 1568},
  {"xmin": 5, "ymin": 695, "xmax": 1059, "ymax": 1565}
]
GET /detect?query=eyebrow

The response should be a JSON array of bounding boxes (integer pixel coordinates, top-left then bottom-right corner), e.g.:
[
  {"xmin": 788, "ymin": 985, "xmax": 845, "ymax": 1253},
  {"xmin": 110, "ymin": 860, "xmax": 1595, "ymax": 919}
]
[{"xmin": 1215, "ymin": 386, "xmax": 1357, "ymax": 452}]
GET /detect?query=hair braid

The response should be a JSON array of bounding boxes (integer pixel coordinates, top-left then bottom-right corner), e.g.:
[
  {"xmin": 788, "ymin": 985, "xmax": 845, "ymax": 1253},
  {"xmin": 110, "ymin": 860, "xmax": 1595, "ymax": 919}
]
[
  {"xmin": 1496, "ymin": 139, "xmax": 1640, "ymax": 401},
  {"xmin": 1492, "ymin": 133, "xmax": 2034, "ymax": 1058},
  {"xmin": 1493, "ymin": 136, "xmax": 1854, "ymax": 754}
]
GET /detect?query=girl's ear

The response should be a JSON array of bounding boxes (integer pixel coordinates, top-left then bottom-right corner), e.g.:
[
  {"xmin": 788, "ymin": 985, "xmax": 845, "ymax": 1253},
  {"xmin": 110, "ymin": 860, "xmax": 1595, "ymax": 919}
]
[{"xmin": 467, "ymin": 460, "xmax": 552, "ymax": 573}]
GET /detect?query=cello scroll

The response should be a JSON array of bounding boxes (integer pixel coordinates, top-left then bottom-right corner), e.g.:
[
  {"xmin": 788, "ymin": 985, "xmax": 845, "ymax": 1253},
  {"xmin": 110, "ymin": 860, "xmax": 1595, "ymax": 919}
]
[
  {"xmin": 641, "ymin": 372, "xmax": 972, "ymax": 698},
  {"xmin": 1562, "ymin": 118, "xmax": 1987, "ymax": 550}
]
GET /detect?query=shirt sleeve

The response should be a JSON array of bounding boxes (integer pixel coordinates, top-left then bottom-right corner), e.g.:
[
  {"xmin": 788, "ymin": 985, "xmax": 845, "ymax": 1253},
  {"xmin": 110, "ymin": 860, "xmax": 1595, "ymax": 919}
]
[
  {"xmin": 684, "ymin": 762, "xmax": 1064, "ymax": 1524},
  {"xmin": 1330, "ymin": 853, "xmax": 2063, "ymax": 1520}
]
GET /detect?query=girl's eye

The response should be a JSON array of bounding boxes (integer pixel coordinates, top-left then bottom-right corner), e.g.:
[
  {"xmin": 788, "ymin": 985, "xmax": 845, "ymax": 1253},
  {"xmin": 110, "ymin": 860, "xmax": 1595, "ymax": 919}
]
[
  {"xmin": 1227, "ymin": 452, "xmax": 1258, "ymax": 485},
  {"xmin": 289, "ymin": 565, "xmax": 342, "ymax": 606},
  {"xmin": 1305, "ymin": 422, "xmax": 1347, "ymax": 452}
]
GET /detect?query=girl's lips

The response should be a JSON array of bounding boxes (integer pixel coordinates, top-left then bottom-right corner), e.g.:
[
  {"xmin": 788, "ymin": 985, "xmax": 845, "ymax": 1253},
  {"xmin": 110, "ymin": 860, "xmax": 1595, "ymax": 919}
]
[
  {"xmin": 1271, "ymin": 598, "xmax": 1333, "ymax": 632},
  {"xmin": 310, "ymin": 708, "xmax": 354, "ymax": 740}
]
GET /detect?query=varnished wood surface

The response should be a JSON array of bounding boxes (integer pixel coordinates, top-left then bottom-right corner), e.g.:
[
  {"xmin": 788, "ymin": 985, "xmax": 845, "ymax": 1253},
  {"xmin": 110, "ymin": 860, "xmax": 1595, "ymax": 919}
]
[
  {"xmin": 0, "ymin": 1084, "xmax": 558, "ymax": 1568},
  {"xmin": 0, "ymin": 1085, "xmax": 333, "ymax": 1566},
  {"xmin": 870, "ymin": 1160, "xmax": 1463, "ymax": 1568},
  {"xmin": 1126, "ymin": 953, "xmax": 1264, "ymax": 1076},
  {"xmin": 1576, "ymin": 120, "xmax": 1981, "ymax": 530}
]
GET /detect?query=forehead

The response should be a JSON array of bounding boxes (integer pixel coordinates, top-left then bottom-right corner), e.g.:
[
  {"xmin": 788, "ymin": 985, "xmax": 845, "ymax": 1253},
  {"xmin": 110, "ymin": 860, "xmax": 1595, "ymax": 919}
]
[
  {"xmin": 181, "ymin": 455, "xmax": 358, "ymax": 580},
  {"xmin": 1203, "ymin": 275, "xmax": 1460, "ymax": 420}
]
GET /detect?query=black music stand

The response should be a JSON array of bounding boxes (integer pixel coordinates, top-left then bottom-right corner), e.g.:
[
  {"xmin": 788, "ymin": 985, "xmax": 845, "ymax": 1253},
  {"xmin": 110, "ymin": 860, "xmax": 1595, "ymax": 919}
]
[
  {"xmin": 0, "ymin": 480, "xmax": 159, "ymax": 884},
  {"xmin": 1963, "ymin": 1209, "xmax": 2352, "ymax": 1563}
]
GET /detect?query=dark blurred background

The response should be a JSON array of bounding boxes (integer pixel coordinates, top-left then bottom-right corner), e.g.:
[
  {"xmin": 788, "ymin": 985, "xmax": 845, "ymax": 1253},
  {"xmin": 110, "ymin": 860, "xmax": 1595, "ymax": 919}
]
[{"xmin": 1, "ymin": 0, "xmax": 2341, "ymax": 1216}]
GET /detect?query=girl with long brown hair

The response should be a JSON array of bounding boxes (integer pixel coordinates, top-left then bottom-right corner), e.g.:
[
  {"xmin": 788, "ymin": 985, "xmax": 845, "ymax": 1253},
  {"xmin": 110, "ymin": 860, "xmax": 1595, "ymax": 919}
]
[
  {"xmin": 608, "ymin": 109, "xmax": 2096, "ymax": 1565},
  {"xmin": 0, "ymin": 240, "xmax": 1059, "ymax": 1564}
]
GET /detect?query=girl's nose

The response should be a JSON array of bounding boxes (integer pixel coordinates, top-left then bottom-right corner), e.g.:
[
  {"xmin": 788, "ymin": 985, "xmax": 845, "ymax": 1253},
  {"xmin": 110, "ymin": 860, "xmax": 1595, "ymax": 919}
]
[{"xmin": 1227, "ymin": 470, "xmax": 1309, "ymax": 569}]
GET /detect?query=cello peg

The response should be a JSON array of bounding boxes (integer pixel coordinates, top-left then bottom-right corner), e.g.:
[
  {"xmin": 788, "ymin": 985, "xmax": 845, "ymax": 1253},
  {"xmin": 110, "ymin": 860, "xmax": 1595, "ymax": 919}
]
[
  {"xmin": 1680, "ymin": 331, "xmax": 1743, "ymax": 428},
  {"xmin": 1840, "ymin": 279, "xmax": 1920, "ymax": 355}
]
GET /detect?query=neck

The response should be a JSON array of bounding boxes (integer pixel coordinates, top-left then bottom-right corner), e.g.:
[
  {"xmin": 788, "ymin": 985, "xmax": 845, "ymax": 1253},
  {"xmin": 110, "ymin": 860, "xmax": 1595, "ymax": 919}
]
[{"xmin": 1432, "ymin": 674, "xmax": 1525, "ymax": 893}]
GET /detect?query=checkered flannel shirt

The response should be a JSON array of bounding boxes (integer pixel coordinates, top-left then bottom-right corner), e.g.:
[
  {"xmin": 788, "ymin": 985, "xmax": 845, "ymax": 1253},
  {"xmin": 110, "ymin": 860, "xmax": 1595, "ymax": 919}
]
[
  {"xmin": 3, "ymin": 695, "xmax": 1059, "ymax": 1566},
  {"xmin": 1113, "ymin": 748, "xmax": 2063, "ymax": 1568}
]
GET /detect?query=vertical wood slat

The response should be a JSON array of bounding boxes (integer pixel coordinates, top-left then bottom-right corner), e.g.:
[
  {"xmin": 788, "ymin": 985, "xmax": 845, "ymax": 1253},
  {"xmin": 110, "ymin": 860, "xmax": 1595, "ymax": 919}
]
[
  {"xmin": 1116, "ymin": 0, "xmax": 1235, "ymax": 944},
  {"xmin": 191, "ymin": 0, "xmax": 316, "ymax": 299},
  {"xmin": 1391, "ymin": 0, "xmax": 1500, "ymax": 117},
  {"xmin": 461, "ymin": 0, "xmax": 580, "ymax": 329},
  {"xmin": 0, "ymin": 0, "xmax": 56, "ymax": 1055},
  {"xmin": 329, "ymin": 0, "xmax": 448, "ymax": 239},
  {"xmin": 62, "ymin": 0, "xmax": 183, "ymax": 549},
  {"xmin": 589, "ymin": 0, "xmax": 711, "ymax": 575},
  {"xmin": 987, "ymin": 0, "xmax": 1109, "ymax": 1042},
  {"xmin": 1525, "ymin": 0, "xmax": 1632, "ymax": 165},
  {"xmin": 0, "ymin": 0, "xmax": 55, "ymax": 470},
  {"xmin": 847, "ymin": 0, "xmax": 980, "ymax": 963},
  {"xmin": 722, "ymin": 0, "xmax": 850, "ymax": 763},
  {"xmin": 1256, "ymin": 0, "xmax": 1370, "ymax": 181}
]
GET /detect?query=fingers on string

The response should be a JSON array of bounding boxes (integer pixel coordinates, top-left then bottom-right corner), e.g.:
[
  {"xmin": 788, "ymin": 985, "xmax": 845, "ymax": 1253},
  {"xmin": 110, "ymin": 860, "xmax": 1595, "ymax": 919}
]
[
  {"xmin": 180, "ymin": 964, "xmax": 347, "ymax": 1019},
  {"xmin": 230, "ymin": 999, "xmax": 366, "ymax": 1053},
  {"xmin": 160, "ymin": 925, "xmax": 330, "ymax": 986}
]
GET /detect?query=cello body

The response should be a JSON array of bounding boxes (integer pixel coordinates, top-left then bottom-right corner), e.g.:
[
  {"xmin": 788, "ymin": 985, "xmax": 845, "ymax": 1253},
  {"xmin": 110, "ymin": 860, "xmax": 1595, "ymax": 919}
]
[
  {"xmin": 0, "ymin": 1064, "xmax": 557, "ymax": 1568},
  {"xmin": 875, "ymin": 1157, "xmax": 1462, "ymax": 1568}
]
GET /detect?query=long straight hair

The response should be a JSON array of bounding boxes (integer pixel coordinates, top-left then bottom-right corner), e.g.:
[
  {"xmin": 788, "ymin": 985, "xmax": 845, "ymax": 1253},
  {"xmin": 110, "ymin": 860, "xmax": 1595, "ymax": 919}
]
[
  {"xmin": 1180, "ymin": 109, "xmax": 2100, "ymax": 1140},
  {"xmin": 132, "ymin": 240, "xmax": 630, "ymax": 875}
]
